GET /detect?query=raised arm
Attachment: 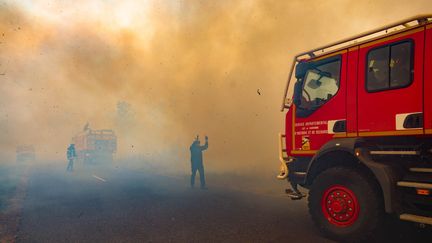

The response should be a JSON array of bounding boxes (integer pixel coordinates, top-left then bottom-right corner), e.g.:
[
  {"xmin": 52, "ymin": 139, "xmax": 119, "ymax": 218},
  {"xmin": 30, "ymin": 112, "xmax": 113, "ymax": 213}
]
[{"xmin": 200, "ymin": 136, "xmax": 209, "ymax": 151}]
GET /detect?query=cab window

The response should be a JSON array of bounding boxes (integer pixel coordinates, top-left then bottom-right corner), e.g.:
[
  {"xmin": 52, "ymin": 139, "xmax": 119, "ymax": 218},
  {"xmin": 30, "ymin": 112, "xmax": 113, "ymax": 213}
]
[
  {"xmin": 366, "ymin": 41, "xmax": 413, "ymax": 92},
  {"xmin": 296, "ymin": 58, "xmax": 341, "ymax": 117}
]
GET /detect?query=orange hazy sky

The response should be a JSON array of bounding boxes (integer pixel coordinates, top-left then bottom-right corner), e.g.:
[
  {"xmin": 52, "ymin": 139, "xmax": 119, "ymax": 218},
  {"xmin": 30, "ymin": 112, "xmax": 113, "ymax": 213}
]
[{"xmin": 1, "ymin": 0, "xmax": 432, "ymax": 173}]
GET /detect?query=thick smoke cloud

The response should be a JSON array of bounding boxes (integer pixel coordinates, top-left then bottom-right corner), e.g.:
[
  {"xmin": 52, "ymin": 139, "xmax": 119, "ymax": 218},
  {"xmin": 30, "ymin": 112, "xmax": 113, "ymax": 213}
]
[{"xmin": 1, "ymin": 0, "xmax": 431, "ymax": 174}]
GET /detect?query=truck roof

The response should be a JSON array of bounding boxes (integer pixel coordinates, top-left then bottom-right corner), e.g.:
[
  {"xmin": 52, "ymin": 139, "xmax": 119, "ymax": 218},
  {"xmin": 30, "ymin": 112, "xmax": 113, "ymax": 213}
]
[{"xmin": 296, "ymin": 14, "xmax": 432, "ymax": 61}]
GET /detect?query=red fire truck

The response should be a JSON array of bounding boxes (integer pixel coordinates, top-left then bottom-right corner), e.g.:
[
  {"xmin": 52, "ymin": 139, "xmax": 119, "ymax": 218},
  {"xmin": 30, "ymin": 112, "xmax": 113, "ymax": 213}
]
[
  {"xmin": 72, "ymin": 127, "xmax": 117, "ymax": 164},
  {"xmin": 277, "ymin": 15, "xmax": 432, "ymax": 241}
]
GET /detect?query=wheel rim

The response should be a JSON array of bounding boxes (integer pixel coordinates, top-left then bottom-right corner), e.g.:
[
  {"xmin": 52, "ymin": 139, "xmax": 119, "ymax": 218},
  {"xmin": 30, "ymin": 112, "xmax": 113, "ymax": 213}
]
[{"xmin": 321, "ymin": 185, "xmax": 360, "ymax": 227}]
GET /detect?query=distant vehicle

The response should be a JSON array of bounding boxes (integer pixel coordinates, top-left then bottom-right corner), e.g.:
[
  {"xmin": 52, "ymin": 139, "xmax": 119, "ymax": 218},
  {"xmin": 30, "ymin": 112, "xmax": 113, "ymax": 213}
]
[
  {"xmin": 16, "ymin": 145, "xmax": 36, "ymax": 163},
  {"xmin": 72, "ymin": 127, "xmax": 117, "ymax": 164},
  {"xmin": 277, "ymin": 15, "xmax": 432, "ymax": 241}
]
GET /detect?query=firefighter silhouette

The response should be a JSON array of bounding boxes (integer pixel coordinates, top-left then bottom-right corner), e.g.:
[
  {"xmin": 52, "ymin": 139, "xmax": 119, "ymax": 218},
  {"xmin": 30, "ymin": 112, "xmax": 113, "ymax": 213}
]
[
  {"xmin": 66, "ymin": 144, "xmax": 76, "ymax": 172},
  {"xmin": 190, "ymin": 135, "xmax": 209, "ymax": 189}
]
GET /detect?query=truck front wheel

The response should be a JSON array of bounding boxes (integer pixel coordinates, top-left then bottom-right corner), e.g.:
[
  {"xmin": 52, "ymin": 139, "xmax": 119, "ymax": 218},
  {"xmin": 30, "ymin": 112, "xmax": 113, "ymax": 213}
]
[{"xmin": 308, "ymin": 167, "xmax": 383, "ymax": 242}]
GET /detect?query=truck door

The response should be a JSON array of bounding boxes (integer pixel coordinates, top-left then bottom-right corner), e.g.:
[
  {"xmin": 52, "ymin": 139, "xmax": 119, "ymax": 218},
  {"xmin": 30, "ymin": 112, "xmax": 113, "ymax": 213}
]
[
  {"xmin": 357, "ymin": 28, "xmax": 425, "ymax": 136},
  {"xmin": 291, "ymin": 52, "xmax": 347, "ymax": 155},
  {"xmin": 425, "ymin": 25, "xmax": 432, "ymax": 135}
]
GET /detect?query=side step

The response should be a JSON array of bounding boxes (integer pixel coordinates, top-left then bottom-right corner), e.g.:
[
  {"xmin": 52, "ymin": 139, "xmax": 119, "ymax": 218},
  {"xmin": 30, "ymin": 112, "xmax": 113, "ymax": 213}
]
[
  {"xmin": 400, "ymin": 214, "xmax": 432, "ymax": 225},
  {"xmin": 410, "ymin": 167, "xmax": 432, "ymax": 173},
  {"xmin": 397, "ymin": 181, "xmax": 432, "ymax": 189},
  {"xmin": 369, "ymin": 150, "xmax": 420, "ymax": 155}
]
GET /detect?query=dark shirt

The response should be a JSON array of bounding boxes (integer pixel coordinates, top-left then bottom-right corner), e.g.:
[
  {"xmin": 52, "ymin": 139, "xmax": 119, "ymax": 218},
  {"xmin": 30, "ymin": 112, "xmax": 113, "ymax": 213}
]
[
  {"xmin": 190, "ymin": 141, "xmax": 208, "ymax": 165},
  {"xmin": 67, "ymin": 147, "xmax": 76, "ymax": 160}
]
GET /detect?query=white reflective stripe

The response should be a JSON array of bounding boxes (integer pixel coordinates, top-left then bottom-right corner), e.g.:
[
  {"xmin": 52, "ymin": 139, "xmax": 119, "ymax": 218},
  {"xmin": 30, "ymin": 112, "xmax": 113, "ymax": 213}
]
[
  {"xmin": 92, "ymin": 174, "xmax": 106, "ymax": 182},
  {"xmin": 395, "ymin": 112, "xmax": 422, "ymax": 130},
  {"xmin": 327, "ymin": 119, "xmax": 345, "ymax": 134}
]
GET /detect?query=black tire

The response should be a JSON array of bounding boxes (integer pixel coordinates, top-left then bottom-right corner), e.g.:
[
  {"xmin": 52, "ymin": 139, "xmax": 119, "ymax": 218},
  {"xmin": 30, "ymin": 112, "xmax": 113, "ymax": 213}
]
[{"xmin": 308, "ymin": 166, "xmax": 383, "ymax": 242}]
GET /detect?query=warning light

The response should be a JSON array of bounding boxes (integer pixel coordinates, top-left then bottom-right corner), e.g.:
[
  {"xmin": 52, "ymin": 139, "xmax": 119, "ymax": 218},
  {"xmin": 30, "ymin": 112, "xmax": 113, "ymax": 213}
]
[{"xmin": 416, "ymin": 189, "xmax": 430, "ymax": 196}]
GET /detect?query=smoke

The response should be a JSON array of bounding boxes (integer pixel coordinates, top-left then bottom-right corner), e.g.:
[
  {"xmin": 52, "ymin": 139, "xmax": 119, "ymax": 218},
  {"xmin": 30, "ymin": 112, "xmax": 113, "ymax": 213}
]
[{"xmin": 1, "ymin": 0, "xmax": 431, "ymax": 173}]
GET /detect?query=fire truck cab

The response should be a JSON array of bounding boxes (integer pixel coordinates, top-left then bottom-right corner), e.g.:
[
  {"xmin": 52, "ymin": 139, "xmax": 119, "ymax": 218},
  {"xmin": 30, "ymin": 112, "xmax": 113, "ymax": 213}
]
[{"xmin": 278, "ymin": 15, "xmax": 432, "ymax": 241}]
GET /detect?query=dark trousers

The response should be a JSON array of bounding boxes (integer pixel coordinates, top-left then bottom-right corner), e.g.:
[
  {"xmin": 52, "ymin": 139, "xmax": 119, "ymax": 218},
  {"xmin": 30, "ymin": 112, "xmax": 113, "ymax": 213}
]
[
  {"xmin": 66, "ymin": 159, "xmax": 74, "ymax": 172},
  {"xmin": 191, "ymin": 164, "xmax": 205, "ymax": 188}
]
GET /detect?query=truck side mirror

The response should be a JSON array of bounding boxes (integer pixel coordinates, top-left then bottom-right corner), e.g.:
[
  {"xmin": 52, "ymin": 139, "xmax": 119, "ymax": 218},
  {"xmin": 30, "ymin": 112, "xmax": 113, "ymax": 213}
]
[
  {"xmin": 293, "ymin": 80, "xmax": 303, "ymax": 107},
  {"xmin": 295, "ymin": 62, "xmax": 310, "ymax": 79}
]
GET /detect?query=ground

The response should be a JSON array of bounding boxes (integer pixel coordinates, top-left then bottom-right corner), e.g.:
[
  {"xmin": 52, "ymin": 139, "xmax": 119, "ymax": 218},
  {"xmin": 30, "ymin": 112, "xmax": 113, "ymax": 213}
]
[{"xmin": 0, "ymin": 162, "xmax": 429, "ymax": 242}]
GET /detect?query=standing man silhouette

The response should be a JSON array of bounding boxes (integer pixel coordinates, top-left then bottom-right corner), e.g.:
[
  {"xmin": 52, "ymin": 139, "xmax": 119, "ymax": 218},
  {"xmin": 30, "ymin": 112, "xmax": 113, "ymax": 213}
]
[
  {"xmin": 190, "ymin": 135, "xmax": 209, "ymax": 189},
  {"xmin": 66, "ymin": 144, "xmax": 76, "ymax": 172}
]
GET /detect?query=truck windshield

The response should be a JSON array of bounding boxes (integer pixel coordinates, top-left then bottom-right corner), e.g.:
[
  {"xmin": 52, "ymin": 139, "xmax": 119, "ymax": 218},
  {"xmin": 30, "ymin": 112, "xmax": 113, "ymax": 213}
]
[{"xmin": 297, "ymin": 59, "xmax": 341, "ymax": 115}]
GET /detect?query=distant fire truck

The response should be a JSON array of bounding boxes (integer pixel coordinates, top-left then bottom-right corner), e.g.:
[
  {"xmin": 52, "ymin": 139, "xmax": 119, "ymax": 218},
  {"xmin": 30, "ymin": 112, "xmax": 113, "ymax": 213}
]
[
  {"xmin": 16, "ymin": 145, "xmax": 35, "ymax": 163},
  {"xmin": 72, "ymin": 126, "xmax": 117, "ymax": 164},
  {"xmin": 277, "ymin": 15, "xmax": 432, "ymax": 241}
]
